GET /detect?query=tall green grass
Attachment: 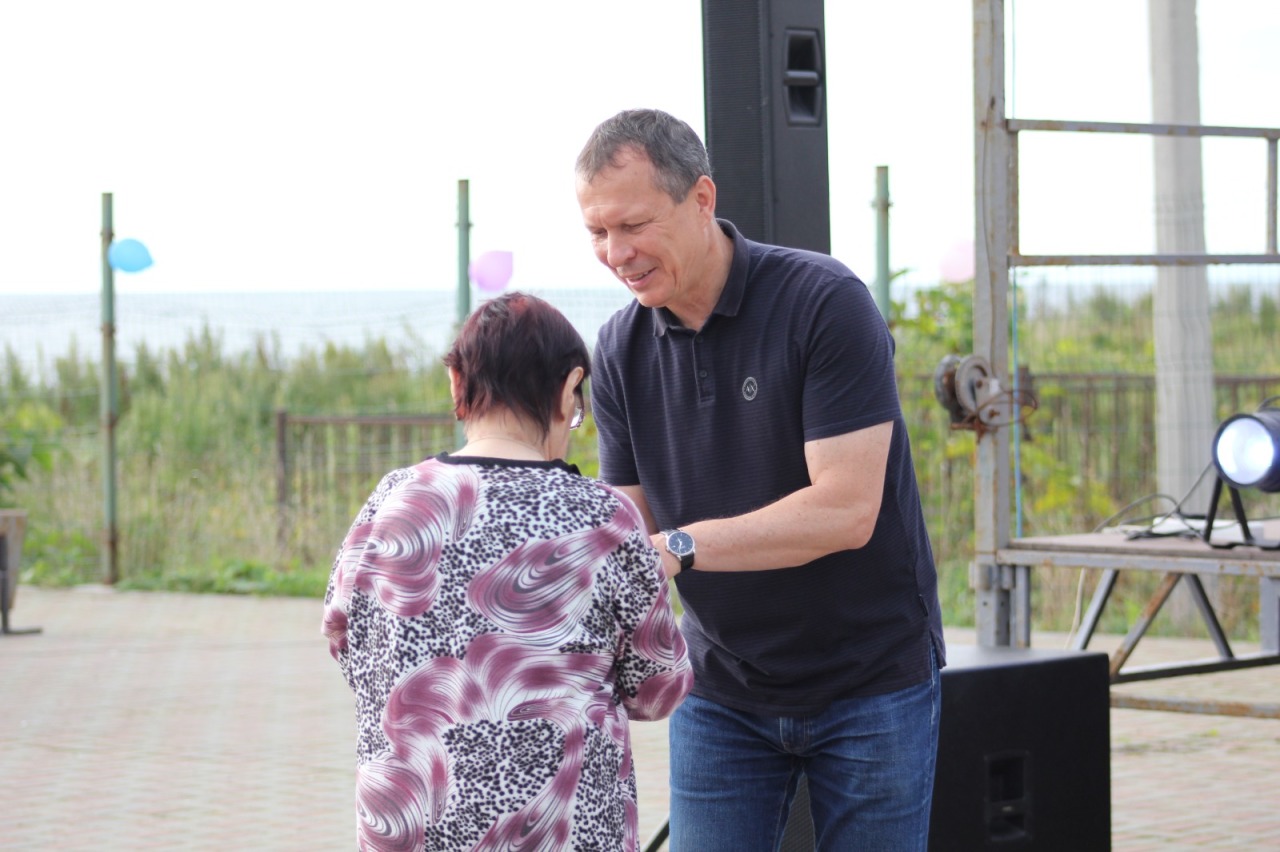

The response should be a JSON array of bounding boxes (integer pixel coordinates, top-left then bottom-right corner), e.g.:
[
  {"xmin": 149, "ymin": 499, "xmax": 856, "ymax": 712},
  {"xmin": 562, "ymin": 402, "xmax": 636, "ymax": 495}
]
[
  {"xmin": 3, "ymin": 282, "xmax": 1277, "ymax": 640},
  {"xmin": 2, "ymin": 324, "xmax": 456, "ymax": 595}
]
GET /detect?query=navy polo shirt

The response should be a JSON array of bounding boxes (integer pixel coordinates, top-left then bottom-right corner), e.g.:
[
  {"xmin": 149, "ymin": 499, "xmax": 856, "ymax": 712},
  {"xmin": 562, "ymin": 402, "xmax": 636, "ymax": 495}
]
[{"xmin": 591, "ymin": 220, "xmax": 944, "ymax": 715}]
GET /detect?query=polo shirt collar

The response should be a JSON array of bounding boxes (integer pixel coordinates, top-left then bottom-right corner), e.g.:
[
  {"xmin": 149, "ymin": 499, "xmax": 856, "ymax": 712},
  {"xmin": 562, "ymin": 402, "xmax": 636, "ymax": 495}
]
[{"xmin": 652, "ymin": 218, "xmax": 750, "ymax": 337}]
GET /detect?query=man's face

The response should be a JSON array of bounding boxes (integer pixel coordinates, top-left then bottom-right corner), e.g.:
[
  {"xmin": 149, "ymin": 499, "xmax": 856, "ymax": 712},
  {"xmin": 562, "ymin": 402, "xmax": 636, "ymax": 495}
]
[{"xmin": 576, "ymin": 149, "xmax": 711, "ymax": 310}]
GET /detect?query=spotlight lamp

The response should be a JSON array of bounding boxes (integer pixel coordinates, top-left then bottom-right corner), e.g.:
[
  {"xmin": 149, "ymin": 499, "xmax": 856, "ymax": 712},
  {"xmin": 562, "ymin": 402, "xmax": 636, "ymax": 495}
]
[{"xmin": 1203, "ymin": 403, "xmax": 1280, "ymax": 549}]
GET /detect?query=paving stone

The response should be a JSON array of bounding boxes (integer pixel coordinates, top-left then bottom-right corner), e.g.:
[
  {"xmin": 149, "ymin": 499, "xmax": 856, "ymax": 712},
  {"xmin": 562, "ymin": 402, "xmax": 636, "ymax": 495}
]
[{"xmin": 1, "ymin": 589, "xmax": 1276, "ymax": 850}]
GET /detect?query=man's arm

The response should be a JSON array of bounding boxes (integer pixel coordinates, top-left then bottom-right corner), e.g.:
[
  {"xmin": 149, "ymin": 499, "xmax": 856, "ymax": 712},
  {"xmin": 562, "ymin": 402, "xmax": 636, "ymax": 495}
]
[
  {"xmin": 649, "ymin": 421, "xmax": 893, "ymax": 578},
  {"xmin": 617, "ymin": 484, "xmax": 659, "ymax": 535}
]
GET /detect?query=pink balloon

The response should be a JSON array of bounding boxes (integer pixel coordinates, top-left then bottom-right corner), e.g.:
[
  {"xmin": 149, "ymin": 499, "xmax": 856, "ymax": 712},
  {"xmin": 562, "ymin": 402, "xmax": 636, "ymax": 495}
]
[
  {"xmin": 940, "ymin": 240, "xmax": 975, "ymax": 283},
  {"xmin": 469, "ymin": 250, "xmax": 514, "ymax": 292}
]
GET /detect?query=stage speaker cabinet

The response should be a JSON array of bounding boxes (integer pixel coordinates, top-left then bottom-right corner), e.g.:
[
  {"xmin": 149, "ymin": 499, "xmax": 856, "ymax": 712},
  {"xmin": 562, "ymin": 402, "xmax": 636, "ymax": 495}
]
[
  {"xmin": 779, "ymin": 774, "xmax": 814, "ymax": 851},
  {"xmin": 702, "ymin": 0, "xmax": 831, "ymax": 254},
  {"xmin": 929, "ymin": 646, "xmax": 1112, "ymax": 851}
]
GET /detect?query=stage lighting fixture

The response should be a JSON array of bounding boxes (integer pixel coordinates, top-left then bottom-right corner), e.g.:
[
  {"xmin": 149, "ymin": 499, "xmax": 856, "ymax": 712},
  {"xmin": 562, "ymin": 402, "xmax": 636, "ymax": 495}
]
[
  {"xmin": 1203, "ymin": 405, "xmax": 1280, "ymax": 549},
  {"xmin": 1213, "ymin": 408, "xmax": 1280, "ymax": 492}
]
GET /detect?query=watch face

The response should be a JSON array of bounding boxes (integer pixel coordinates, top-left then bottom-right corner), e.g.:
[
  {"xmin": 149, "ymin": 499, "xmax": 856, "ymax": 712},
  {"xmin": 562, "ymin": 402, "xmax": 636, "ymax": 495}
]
[{"xmin": 667, "ymin": 530, "xmax": 694, "ymax": 556}]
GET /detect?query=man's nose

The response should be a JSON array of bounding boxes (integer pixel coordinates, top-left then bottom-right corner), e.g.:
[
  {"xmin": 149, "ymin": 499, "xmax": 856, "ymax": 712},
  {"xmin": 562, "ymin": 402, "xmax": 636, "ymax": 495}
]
[{"xmin": 604, "ymin": 233, "xmax": 635, "ymax": 269}]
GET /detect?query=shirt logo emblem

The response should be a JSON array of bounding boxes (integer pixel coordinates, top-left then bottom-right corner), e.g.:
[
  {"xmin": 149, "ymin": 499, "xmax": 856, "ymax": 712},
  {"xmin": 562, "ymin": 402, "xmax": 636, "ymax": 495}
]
[{"xmin": 742, "ymin": 377, "xmax": 758, "ymax": 401}]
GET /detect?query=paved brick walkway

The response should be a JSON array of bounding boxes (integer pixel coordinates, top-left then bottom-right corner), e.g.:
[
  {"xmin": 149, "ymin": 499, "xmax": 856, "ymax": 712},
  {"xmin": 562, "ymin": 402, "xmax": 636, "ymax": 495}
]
[{"xmin": 1, "ymin": 587, "xmax": 1276, "ymax": 850}]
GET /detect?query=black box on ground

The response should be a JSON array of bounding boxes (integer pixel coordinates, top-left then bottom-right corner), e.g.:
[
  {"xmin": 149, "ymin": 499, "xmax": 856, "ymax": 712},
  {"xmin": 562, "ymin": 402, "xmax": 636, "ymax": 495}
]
[{"xmin": 928, "ymin": 645, "xmax": 1111, "ymax": 851}]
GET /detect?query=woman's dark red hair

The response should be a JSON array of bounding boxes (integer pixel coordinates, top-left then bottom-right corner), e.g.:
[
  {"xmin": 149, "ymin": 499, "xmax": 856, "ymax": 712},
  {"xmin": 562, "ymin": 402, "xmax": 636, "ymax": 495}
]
[{"xmin": 443, "ymin": 292, "xmax": 590, "ymax": 438}]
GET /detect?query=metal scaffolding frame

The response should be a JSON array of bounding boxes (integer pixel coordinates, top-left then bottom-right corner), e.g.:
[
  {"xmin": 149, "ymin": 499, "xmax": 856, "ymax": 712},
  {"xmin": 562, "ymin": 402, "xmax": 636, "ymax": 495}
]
[{"xmin": 970, "ymin": 0, "xmax": 1280, "ymax": 715}]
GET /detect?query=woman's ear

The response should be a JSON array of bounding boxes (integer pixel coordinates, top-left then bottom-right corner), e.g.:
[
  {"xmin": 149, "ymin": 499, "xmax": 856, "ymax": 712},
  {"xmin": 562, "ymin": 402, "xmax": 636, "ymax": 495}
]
[
  {"xmin": 448, "ymin": 367, "xmax": 465, "ymax": 419},
  {"xmin": 560, "ymin": 366, "xmax": 585, "ymax": 422}
]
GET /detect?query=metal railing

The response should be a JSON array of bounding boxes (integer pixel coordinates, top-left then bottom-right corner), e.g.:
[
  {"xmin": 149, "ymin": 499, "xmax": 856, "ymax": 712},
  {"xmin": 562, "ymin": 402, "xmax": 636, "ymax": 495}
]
[{"xmin": 274, "ymin": 411, "xmax": 455, "ymax": 553}]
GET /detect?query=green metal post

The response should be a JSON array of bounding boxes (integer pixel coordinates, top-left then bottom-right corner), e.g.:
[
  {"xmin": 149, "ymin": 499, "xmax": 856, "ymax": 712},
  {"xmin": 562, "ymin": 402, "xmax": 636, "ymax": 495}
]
[
  {"xmin": 456, "ymin": 179, "xmax": 472, "ymax": 331},
  {"xmin": 873, "ymin": 166, "xmax": 891, "ymax": 320},
  {"xmin": 455, "ymin": 180, "xmax": 472, "ymax": 448},
  {"xmin": 100, "ymin": 193, "xmax": 119, "ymax": 584}
]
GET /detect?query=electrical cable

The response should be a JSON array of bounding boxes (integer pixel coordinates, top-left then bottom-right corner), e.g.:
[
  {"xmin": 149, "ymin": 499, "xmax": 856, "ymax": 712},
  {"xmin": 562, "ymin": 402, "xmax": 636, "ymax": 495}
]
[{"xmin": 1063, "ymin": 461, "xmax": 1218, "ymax": 647}]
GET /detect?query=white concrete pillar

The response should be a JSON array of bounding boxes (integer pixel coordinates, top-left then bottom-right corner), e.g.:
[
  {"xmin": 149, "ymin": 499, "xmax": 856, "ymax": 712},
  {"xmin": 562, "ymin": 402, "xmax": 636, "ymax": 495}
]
[{"xmin": 1149, "ymin": 0, "xmax": 1217, "ymax": 514}]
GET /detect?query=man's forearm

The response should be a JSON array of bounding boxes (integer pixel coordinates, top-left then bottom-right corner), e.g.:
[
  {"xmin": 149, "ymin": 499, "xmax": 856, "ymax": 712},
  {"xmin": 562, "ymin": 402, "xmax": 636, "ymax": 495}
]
[{"xmin": 649, "ymin": 422, "xmax": 894, "ymax": 577}]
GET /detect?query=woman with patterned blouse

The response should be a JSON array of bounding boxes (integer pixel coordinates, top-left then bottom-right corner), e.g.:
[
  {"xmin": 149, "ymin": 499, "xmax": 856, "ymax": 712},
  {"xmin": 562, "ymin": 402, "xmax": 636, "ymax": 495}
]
[{"xmin": 323, "ymin": 291, "xmax": 693, "ymax": 851}]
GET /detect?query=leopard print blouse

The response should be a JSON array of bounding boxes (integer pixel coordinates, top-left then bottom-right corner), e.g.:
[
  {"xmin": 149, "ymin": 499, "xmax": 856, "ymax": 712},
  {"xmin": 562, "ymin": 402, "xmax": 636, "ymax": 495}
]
[{"xmin": 323, "ymin": 453, "xmax": 692, "ymax": 851}]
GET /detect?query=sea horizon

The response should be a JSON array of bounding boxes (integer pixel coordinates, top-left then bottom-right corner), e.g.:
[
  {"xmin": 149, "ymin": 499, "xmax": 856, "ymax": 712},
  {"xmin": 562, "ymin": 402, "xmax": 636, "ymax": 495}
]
[
  {"xmin": 4, "ymin": 267, "xmax": 1277, "ymax": 379},
  {"xmin": 0, "ymin": 287, "xmax": 636, "ymax": 376}
]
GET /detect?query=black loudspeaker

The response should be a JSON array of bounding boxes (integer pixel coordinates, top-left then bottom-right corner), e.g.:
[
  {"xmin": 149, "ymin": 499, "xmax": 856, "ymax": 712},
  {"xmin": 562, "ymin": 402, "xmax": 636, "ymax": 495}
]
[
  {"xmin": 929, "ymin": 646, "xmax": 1112, "ymax": 851},
  {"xmin": 779, "ymin": 774, "xmax": 814, "ymax": 850},
  {"xmin": 702, "ymin": 0, "xmax": 831, "ymax": 253},
  {"xmin": 762, "ymin": 646, "xmax": 1110, "ymax": 852}
]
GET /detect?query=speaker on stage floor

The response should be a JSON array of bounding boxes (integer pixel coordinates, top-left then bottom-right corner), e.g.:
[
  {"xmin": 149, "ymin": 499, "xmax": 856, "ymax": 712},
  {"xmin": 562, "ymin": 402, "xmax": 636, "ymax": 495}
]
[
  {"xmin": 779, "ymin": 773, "xmax": 814, "ymax": 850},
  {"xmin": 768, "ymin": 646, "xmax": 1111, "ymax": 852},
  {"xmin": 928, "ymin": 645, "xmax": 1112, "ymax": 851},
  {"xmin": 702, "ymin": 0, "xmax": 830, "ymax": 253}
]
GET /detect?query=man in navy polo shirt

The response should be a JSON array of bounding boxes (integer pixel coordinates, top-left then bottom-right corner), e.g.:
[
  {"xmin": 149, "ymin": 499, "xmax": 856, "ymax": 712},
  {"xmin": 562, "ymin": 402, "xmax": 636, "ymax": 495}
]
[{"xmin": 576, "ymin": 108, "xmax": 944, "ymax": 851}]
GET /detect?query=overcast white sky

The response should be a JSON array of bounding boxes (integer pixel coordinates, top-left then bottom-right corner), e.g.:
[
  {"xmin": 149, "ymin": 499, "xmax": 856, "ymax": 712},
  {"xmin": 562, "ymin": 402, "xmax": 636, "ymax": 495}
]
[{"xmin": 1, "ymin": 0, "xmax": 1277, "ymax": 296}]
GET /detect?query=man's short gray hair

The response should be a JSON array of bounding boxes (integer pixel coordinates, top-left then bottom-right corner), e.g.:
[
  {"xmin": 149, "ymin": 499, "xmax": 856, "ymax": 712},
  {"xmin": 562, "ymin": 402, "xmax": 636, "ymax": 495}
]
[{"xmin": 576, "ymin": 109, "xmax": 712, "ymax": 204}]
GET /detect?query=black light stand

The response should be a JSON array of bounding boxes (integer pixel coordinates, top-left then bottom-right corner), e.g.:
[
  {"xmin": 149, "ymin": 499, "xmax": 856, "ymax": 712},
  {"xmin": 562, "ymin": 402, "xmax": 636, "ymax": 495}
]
[{"xmin": 1201, "ymin": 474, "xmax": 1280, "ymax": 550}]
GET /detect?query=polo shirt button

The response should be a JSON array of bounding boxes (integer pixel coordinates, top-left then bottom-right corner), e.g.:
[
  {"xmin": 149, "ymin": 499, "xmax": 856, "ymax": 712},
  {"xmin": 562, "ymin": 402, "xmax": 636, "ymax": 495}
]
[{"xmin": 699, "ymin": 370, "xmax": 707, "ymax": 378}]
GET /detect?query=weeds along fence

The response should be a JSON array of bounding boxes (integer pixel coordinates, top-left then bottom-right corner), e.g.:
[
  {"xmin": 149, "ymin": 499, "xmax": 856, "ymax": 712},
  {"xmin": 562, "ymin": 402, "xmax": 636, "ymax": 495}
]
[
  {"xmin": 274, "ymin": 411, "xmax": 456, "ymax": 565},
  {"xmin": 950, "ymin": 371, "xmax": 1280, "ymax": 639},
  {"xmin": 6, "ymin": 362, "xmax": 1278, "ymax": 637},
  {"xmin": 1018, "ymin": 372, "xmax": 1280, "ymax": 510},
  {"xmin": 4, "ymin": 282, "xmax": 1278, "ymax": 635},
  {"xmin": 266, "ymin": 371, "xmax": 1280, "ymax": 634}
]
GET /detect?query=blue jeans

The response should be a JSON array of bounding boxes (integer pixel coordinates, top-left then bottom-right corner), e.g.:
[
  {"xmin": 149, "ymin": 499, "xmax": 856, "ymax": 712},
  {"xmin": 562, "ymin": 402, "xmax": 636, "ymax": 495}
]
[{"xmin": 667, "ymin": 653, "xmax": 941, "ymax": 852}]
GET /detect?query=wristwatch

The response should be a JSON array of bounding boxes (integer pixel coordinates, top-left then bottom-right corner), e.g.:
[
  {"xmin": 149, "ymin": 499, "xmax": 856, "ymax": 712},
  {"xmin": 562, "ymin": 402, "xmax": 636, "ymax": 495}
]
[{"xmin": 662, "ymin": 529, "xmax": 696, "ymax": 572}]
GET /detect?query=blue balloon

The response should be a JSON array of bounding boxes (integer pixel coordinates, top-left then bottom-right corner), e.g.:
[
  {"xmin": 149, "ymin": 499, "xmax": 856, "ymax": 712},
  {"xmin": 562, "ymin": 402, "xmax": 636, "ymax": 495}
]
[{"xmin": 108, "ymin": 238, "xmax": 153, "ymax": 273}]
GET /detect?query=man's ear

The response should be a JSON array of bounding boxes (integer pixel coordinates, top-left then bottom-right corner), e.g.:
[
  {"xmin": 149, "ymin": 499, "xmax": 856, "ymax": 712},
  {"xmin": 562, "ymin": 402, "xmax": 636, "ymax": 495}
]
[{"xmin": 692, "ymin": 174, "xmax": 717, "ymax": 220}]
